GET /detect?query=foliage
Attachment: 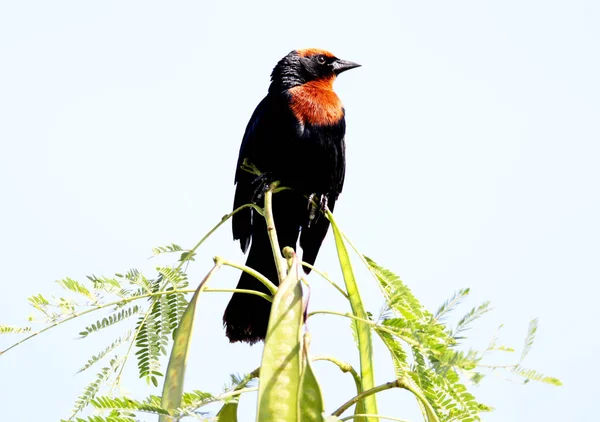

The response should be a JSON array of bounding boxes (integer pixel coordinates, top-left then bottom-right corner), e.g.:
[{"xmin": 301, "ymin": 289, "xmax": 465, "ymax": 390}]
[{"xmin": 0, "ymin": 184, "xmax": 560, "ymax": 421}]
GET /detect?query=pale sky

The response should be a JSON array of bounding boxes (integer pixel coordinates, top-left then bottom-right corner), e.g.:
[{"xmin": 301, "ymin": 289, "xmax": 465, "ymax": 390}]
[{"xmin": 1, "ymin": 1, "xmax": 598, "ymax": 421}]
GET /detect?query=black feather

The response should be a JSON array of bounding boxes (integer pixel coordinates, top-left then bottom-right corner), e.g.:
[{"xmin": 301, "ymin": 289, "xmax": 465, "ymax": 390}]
[{"xmin": 224, "ymin": 49, "xmax": 350, "ymax": 344}]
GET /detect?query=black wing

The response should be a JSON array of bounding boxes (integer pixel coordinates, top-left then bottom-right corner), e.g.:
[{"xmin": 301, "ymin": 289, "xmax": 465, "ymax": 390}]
[{"xmin": 232, "ymin": 96, "xmax": 273, "ymax": 253}]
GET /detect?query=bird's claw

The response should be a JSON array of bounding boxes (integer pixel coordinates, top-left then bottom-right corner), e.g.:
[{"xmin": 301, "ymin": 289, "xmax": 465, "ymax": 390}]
[
  {"xmin": 307, "ymin": 194, "xmax": 328, "ymax": 227},
  {"xmin": 251, "ymin": 172, "xmax": 272, "ymax": 202}
]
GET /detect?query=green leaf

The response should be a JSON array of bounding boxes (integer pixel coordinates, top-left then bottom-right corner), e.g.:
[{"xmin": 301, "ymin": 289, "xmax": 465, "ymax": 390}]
[
  {"xmin": 434, "ymin": 288, "xmax": 470, "ymax": 322},
  {"xmin": 451, "ymin": 302, "xmax": 492, "ymax": 341},
  {"xmin": 257, "ymin": 253, "xmax": 303, "ymax": 422},
  {"xmin": 159, "ymin": 283, "xmax": 203, "ymax": 422},
  {"xmin": 512, "ymin": 365, "xmax": 562, "ymax": 386},
  {"xmin": 299, "ymin": 334, "xmax": 326, "ymax": 422},
  {"xmin": 152, "ymin": 243, "xmax": 183, "ymax": 255},
  {"xmin": 217, "ymin": 399, "xmax": 238, "ymax": 422},
  {"xmin": 91, "ymin": 395, "xmax": 168, "ymax": 415},
  {"xmin": 77, "ymin": 331, "xmax": 131, "ymax": 373},
  {"xmin": 79, "ymin": 306, "xmax": 141, "ymax": 338},
  {"xmin": 0, "ymin": 325, "xmax": 31, "ymax": 334},
  {"xmin": 520, "ymin": 318, "xmax": 538, "ymax": 362},
  {"xmin": 70, "ymin": 356, "xmax": 122, "ymax": 419},
  {"xmin": 364, "ymin": 256, "xmax": 427, "ymax": 323},
  {"xmin": 328, "ymin": 212, "xmax": 378, "ymax": 420}
]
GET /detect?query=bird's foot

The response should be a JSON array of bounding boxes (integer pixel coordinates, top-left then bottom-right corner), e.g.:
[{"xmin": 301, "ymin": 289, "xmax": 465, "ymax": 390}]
[
  {"xmin": 307, "ymin": 194, "xmax": 328, "ymax": 227},
  {"xmin": 251, "ymin": 172, "xmax": 272, "ymax": 202}
]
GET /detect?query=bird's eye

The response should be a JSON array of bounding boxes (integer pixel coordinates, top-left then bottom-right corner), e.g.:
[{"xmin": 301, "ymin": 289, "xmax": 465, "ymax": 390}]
[{"xmin": 316, "ymin": 55, "xmax": 327, "ymax": 65}]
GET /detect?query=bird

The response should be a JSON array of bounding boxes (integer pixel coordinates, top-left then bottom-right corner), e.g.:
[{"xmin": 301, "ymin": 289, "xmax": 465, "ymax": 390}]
[{"xmin": 223, "ymin": 48, "xmax": 360, "ymax": 344}]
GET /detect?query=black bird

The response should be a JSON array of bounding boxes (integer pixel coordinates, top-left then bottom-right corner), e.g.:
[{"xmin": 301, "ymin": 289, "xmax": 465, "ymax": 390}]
[{"xmin": 223, "ymin": 48, "xmax": 360, "ymax": 344}]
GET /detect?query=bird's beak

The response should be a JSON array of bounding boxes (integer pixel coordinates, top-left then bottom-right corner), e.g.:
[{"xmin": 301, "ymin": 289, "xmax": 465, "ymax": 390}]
[{"xmin": 332, "ymin": 59, "xmax": 361, "ymax": 75}]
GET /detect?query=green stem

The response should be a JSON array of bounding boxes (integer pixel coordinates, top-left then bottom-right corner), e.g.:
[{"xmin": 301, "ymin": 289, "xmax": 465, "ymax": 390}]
[
  {"xmin": 218, "ymin": 257, "xmax": 277, "ymax": 295},
  {"xmin": 332, "ymin": 380, "xmax": 401, "ymax": 416},
  {"xmin": 215, "ymin": 386, "xmax": 258, "ymax": 402},
  {"xmin": 179, "ymin": 386, "xmax": 259, "ymax": 418},
  {"xmin": 307, "ymin": 310, "xmax": 422, "ymax": 348},
  {"xmin": 1, "ymin": 286, "xmax": 235, "ymax": 355},
  {"xmin": 301, "ymin": 261, "xmax": 349, "ymax": 299},
  {"xmin": 204, "ymin": 288, "xmax": 272, "ymax": 302},
  {"xmin": 174, "ymin": 203, "xmax": 263, "ymax": 273},
  {"xmin": 397, "ymin": 377, "xmax": 440, "ymax": 422},
  {"xmin": 312, "ymin": 355, "xmax": 362, "ymax": 395},
  {"xmin": 263, "ymin": 181, "xmax": 287, "ymax": 283}
]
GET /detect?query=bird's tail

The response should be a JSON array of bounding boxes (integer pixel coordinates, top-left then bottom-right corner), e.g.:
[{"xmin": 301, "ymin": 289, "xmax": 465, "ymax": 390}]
[
  {"xmin": 223, "ymin": 190, "xmax": 304, "ymax": 344},
  {"xmin": 223, "ymin": 226, "xmax": 278, "ymax": 344}
]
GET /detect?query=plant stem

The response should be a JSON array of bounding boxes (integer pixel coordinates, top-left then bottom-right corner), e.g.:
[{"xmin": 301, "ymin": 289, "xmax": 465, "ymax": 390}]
[
  {"xmin": 215, "ymin": 386, "xmax": 258, "ymax": 402},
  {"xmin": 174, "ymin": 203, "xmax": 263, "ymax": 273},
  {"xmin": 307, "ymin": 310, "xmax": 422, "ymax": 348},
  {"xmin": 218, "ymin": 257, "xmax": 277, "ymax": 295},
  {"xmin": 396, "ymin": 377, "xmax": 440, "ymax": 422},
  {"xmin": 332, "ymin": 380, "xmax": 401, "ymax": 416},
  {"xmin": 263, "ymin": 181, "xmax": 287, "ymax": 283},
  {"xmin": 312, "ymin": 355, "xmax": 362, "ymax": 395},
  {"xmin": 2, "ymin": 286, "xmax": 221, "ymax": 355},
  {"xmin": 203, "ymin": 288, "xmax": 272, "ymax": 302},
  {"xmin": 301, "ymin": 261, "xmax": 349, "ymax": 298}
]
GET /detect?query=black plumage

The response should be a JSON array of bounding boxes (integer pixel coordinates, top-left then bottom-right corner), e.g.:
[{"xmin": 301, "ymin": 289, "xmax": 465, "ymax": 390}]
[{"xmin": 223, "ymin": 49, "xmax": 360, "ymax": 344}]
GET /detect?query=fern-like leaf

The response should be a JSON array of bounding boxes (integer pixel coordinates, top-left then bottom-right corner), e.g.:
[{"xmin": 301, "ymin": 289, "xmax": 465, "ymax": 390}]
[
  {"xmin": 79, "ymin": 306, "xmax": 141, "ymax": 338},
  {"xmin": 91, "ymin": 396, "xmax": 169, "ymax": 415},
  {"xmin": 434, "ymin": 288, "xmax": 470, "ymax": 322},
  {"xmin": 512, "ymin": 365, "xmax": 562, "ymax": 386},
  {"xmin": 135, "ymin": 299, "xmax": 165, "ymax": 386},
  {"xmin": 70, "ymin": 356, "xmax": 122, "ymax": 419},
  {"xmin": 28, "ymin": 293, "xmax": 51, "ymax": 316},
  {"xmin": 450, "ymin": 301, "xmax": 492, "ymax": 341},
  {"xmin": 77, "ymin": 331, "xmax": 132, "ymax": 373},
  {"xmin": 152, "ymin": 243, "xmax": 183, "ymax": 255},
  {"xmin": 0, "ymin": 325, "xmax": 31, "ymax": 334},
  {"xmin": 520, "ymin": 318, "xmax": 538, "ymax": 362},
  {"xmin": 57, "ymin": 277, "xmax": 97, "ymax": 302},
  {"xmin": 365, "ymin": 256, "xmax": 428, "ymax": 322},
  {"xmin": 87, "ymin": 275, "xmax": 128, "ymax": 298},
  {"xmin": 157, "ymin": 266, "xmax": 188, "ymax": 290},
  {"xmin": 66, "ymin": 415, "xmax": 137, "ymax": 422}
]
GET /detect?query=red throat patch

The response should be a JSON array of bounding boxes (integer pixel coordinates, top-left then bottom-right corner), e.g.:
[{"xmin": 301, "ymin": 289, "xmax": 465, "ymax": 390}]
[{"xmin": 288, "ymin": 76, "xmax": 344, "ymax": 126}]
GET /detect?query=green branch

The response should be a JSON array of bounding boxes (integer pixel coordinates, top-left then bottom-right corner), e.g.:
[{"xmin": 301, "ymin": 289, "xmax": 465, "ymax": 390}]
[
  {"xmin": 301, "ymin": 261, "xmax": 349, "ymax": 299},
  {"xmin": 174, "ymin": 203, "xmax": 263, "ymax": 273},
  {"xmin": 217, "ymin": 257, "xmax": 277, "ymax": 295},
  {"xmin": 332, "ymin": 380, "xmax": 402, "ymax": 416},
  {"xmin": 264, "ymin": 181, "xmax": 287, "ymax": 283},
  {"xmin": 307, "ymin": 310, "xmax": 422, "ymax": 348},
  {"xmin": 312, "ymin": 355, "xmax": 361, "ymax": 394},
  {"xmin": 332, "ymin": 378, "xmax": 439, "ymax": 422}
]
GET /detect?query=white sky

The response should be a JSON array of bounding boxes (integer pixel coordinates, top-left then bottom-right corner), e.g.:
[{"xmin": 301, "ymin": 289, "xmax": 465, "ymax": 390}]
[{"xmin": 1, "ymin": 1, "xmax": 598, "ymax": 421}]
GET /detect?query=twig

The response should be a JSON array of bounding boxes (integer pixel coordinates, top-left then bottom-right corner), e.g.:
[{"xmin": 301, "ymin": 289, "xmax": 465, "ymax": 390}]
[
  {"xmin": 307, "ymin": 310, "xmax": 422, "ymax": 348},
  {"xmin": 301, "ymin": 261, "xmax": 348, "ymax": 299},
  {"xmin": 332, "ymin": 380, "xmax": 401, "ymax": 416},
  {"xmin": 263, "ymin": 181, "xmax": 287, "ymax": 283},
  {"xmin": 217, "ymin": 257, "xmax": 277, "ymax": 295},
  {"xmin": 203, "ymin": 288, "xmax": 272, "ymax": 303},
  {"xmin": 312, "ymin": 355, "xmax": 362, "ymax": 394}
]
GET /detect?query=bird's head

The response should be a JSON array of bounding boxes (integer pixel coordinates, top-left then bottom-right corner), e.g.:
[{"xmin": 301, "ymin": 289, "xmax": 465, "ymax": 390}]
[{"xmin": 269, "ymin": 48, "xmax": 360, "ymax": 93}]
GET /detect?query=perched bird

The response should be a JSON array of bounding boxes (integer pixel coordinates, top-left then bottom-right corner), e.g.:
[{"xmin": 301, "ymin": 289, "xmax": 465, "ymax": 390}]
[{"xmin": 223, "ymin": 48, "xmax": 360, "ymax": 344}]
